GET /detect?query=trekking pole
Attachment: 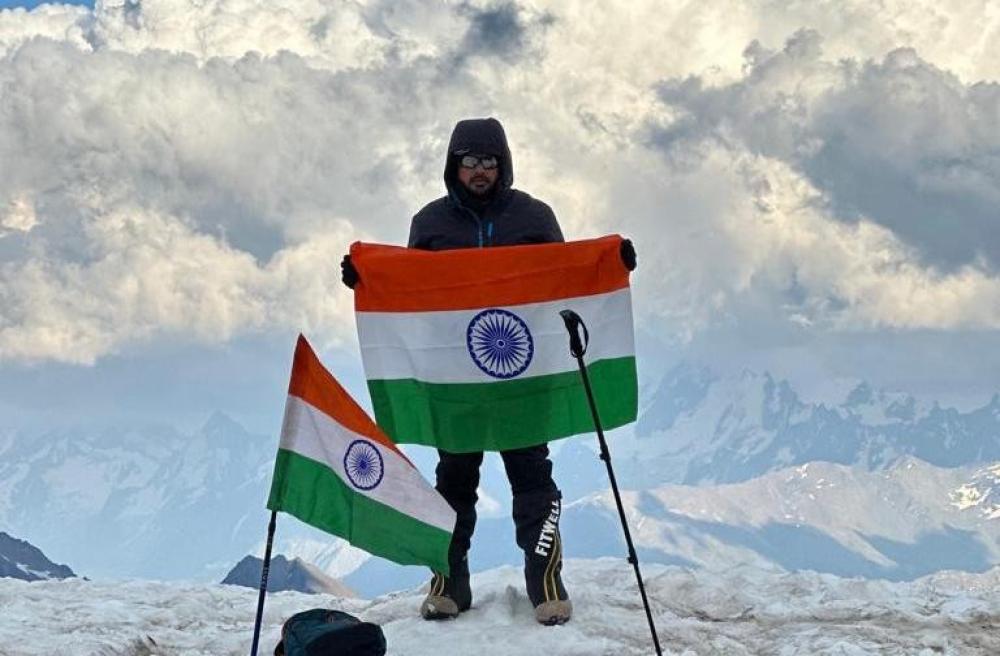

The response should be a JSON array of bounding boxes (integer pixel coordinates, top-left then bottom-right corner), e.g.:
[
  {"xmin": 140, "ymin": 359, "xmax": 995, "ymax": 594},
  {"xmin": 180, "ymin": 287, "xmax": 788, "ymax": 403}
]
[
  {"xmin": 249, "ymin": 510, "xmax": 278, "ymax": 656},
  {"xmin": 559, "ymin": 310, "xmax": 663, "ymax": 656}
]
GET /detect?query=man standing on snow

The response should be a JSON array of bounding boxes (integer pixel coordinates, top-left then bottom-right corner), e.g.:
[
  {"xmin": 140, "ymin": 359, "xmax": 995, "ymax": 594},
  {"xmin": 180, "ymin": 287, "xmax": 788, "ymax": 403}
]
[{"xmin": 341, "ymin": 117, "xmax": 572, "ymax": 625}]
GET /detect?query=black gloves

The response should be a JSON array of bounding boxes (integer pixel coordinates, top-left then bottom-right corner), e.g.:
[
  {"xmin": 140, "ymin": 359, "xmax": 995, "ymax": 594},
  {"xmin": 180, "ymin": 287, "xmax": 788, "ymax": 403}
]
[
  {"xmin": 340, "ymin": 254, "xmax": 359, "ymax": 289},
  {"xmin": 620, "ymin": 238, "xmax": 636, "ymax": 271}
]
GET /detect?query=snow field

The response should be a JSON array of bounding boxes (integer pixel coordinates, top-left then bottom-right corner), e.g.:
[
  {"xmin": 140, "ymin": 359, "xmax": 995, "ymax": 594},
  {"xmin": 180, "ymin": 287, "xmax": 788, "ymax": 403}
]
[{"xmin": 1, "ymin": 559, "xmax": 999, "ymax": 655}]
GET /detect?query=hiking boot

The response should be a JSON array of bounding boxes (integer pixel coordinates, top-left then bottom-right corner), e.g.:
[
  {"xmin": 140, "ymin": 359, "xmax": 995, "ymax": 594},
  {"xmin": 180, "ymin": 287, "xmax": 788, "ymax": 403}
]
[
  {"xmin": 523, "ymin": 499, "xmax": 571, "ymax": 625},
  {"xmin": 534, "ymin": 599, "xmax": 573, "ymax": 625},
  {"xmin": 419, "ymin": 558, "xmax": 471, "ymax": 620}
]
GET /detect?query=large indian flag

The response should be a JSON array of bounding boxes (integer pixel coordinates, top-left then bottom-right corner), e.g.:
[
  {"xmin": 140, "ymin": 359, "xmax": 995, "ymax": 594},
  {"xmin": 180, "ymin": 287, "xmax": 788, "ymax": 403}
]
[
  {"xmin": 350, "ymin": 234, "xmax": 637, "ymax": 453},
  {"xmin": 266, "ymin": 335, "xmax": 455, "ymax": 574}
]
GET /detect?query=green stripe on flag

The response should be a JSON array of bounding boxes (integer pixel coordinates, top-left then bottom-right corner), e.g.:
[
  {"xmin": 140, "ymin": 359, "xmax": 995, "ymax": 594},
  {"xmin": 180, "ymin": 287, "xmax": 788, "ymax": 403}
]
[
  {"xmin": 367, "ymin": 356, "xmax": 637, "ymax": 453},
  {"xmin": 267, "ymin": 450, "xmax": 452, "ymax": 574}
]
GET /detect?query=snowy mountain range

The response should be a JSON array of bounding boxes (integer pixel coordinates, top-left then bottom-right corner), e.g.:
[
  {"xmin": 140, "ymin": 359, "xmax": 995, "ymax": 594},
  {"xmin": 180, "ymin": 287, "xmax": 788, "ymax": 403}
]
[
  {"xmin": 0, "ymin": 412, "xmax": 275, "ymax": 580},
  {"xmin": 0, "ymin": 531, "xmax": 75, "ymax": 581},
  {"xmin": 564, "ymin": 457, "xmax": 1000, "ymax": 581},
  {"xmin": 1, "ymin": 366, "xmax": 997, "ymax": 594},
  {"xmin": 622, "ymin": 364, "xmax": 1000, "ymax": 486}
]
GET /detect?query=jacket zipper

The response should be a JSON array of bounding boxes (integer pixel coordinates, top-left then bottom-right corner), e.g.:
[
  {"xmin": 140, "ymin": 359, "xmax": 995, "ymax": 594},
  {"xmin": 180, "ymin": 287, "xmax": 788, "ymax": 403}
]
[{"xmin": 452, "ymin": 195, "xmax": 494, "ymax": 247}]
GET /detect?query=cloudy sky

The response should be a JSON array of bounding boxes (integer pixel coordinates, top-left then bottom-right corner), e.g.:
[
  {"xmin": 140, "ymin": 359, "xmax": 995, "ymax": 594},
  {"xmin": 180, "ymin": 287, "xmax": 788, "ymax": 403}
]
[{"xmin": 1, "ymin": 0, "xmax": 998, "ymax": 433}]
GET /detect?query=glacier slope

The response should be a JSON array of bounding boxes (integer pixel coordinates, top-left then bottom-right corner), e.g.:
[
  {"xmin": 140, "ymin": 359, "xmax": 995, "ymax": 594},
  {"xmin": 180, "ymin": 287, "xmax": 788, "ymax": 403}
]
[{"xmin": 1, "ymin": 559, "xmax": 999, "ymax": 655}]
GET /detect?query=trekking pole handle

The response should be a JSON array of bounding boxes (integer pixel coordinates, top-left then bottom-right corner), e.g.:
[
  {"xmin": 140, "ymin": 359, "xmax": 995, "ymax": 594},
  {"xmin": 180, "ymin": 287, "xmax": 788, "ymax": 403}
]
[{"xmin": 559, "ymin": 310, "xmax": 589, "ymax": 358}]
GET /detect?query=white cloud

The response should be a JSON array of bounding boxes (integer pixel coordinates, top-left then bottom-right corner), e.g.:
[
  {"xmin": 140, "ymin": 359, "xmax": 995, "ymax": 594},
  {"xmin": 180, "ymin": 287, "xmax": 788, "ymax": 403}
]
[
  {"xmin": 604, "ymin": 142, "xmax": 1000, "ymax": 340},
  {"xmin": 6, "ymin": 1, "xmax": 997, "ymax": 79},
  {"xmin": 711, "ymin": 151, "xmax": 1000, "ymax": 332},
  {"xmin": 0, "ymin": 3, "xmax": 89, "ymax": 54},
  {"xmin": 653, "ymin": 31, "xmax": 1000, "ymax": 271},
  {"xmin": 0, "ymin": 204, "xmax": 357, "ymax": 364},
  {"xmin": 0, "ymin": 11, "xmax": 488, "ymax": 364},
  {"xmin": 0, "ymin": 0, "xmax": 998, "ymax": 364},
  {"xmin": 0, "ymin": 195, "xmax": 36, "ymax": 235}
]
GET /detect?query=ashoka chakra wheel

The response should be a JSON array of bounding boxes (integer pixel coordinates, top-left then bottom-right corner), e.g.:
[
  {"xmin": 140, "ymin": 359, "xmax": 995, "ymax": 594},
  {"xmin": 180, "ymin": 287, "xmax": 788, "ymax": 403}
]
[
  {"xmin": 343, "ymin": 439, "xmax": 385, "ymax": 491},
  {"xmin": 466, "ymin": 308, "xmax": 534, "ymax": 379}
]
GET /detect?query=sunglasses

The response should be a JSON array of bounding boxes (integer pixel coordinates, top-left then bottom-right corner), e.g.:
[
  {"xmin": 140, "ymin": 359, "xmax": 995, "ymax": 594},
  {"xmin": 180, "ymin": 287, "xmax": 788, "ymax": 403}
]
[{"xmin": 458, "ymin": 154, "xmax": 499, "ymax": 170}]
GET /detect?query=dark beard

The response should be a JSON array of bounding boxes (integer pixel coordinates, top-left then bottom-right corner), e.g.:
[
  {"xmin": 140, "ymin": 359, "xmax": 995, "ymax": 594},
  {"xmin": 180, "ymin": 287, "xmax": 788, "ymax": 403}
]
[{"xmin": 456, "ymin": 179, "xmax": 498, "ymax": 211}]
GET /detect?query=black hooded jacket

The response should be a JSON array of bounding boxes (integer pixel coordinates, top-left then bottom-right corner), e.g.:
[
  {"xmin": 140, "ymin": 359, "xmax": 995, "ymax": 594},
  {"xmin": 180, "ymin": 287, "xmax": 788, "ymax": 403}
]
[{"xmin": 407, "ymin": 118, "xmax": 564, "ymax": 251}]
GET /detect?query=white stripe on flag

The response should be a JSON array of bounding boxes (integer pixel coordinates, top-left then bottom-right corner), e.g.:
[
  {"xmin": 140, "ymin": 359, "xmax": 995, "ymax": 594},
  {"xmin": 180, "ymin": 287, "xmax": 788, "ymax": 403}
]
[
  {"xmin": 279, "ymin": 395, "xmax": 455, "ymax": 533},
  {"xmin": 357, "ymin": 287, "xmax": 634, "ymax": 383}
]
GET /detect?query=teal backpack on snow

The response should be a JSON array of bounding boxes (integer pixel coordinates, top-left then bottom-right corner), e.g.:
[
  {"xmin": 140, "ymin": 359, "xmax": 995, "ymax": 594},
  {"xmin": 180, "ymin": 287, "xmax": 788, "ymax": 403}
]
[{"xmin": 273, "ymin": 608, "xmax": 386, "ymax": 656}]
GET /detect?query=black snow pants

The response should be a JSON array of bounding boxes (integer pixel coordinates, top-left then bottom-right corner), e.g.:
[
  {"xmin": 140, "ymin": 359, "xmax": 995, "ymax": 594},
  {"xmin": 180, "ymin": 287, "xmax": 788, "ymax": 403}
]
[{"xmin": 435, "ymin": 444, "xmax": 562, "ymax": 571}]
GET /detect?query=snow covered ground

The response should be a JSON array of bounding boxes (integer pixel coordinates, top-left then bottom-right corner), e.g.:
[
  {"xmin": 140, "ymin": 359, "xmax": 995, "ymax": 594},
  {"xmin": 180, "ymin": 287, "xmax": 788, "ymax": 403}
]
[{"xmin": 2, "ymin": 559, "xmax": 1000, "ymax": 655}]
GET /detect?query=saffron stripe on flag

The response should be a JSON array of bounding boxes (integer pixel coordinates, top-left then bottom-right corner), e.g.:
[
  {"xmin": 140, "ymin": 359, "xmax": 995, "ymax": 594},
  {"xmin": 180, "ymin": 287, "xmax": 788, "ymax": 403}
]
[
  {"xmin": 367, "ymin": 356, "xmax": 638, "ymax": 453},
  {"xmin": 351, "ymin": 235, "xmax": 629, "ymax": 312},
  {"xmin": 357, "ymin": 288, "xmax": 634, "ymax": 384},
  {"xmin": 286, "ymin": 333, "xmax": 403, "ymax": 457},
  {"xmin": 269, "ymin": 449, "xmax": 452, "ymax": 573}
]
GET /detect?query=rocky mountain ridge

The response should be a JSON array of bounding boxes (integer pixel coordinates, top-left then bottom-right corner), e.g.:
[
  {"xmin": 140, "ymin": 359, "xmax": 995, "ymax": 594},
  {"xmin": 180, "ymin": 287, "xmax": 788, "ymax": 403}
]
[
  {"xmin": 221, "ymin": 554, "xmax": 354, "ymax": 596},
  {"xmin": 0, "ymin": 532, "xmax": 75, "ymax": 581}
]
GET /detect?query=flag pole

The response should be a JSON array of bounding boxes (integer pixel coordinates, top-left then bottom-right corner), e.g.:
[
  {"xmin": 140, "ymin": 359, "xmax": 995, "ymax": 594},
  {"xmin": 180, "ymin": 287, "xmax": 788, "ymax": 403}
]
[
  {"xmin": 559, "ymin": 310, "xmax": 663, "ymax": 656},
  {"xmin": 249, "ymin": 510, "xmax": 278, "ymax": 656}
]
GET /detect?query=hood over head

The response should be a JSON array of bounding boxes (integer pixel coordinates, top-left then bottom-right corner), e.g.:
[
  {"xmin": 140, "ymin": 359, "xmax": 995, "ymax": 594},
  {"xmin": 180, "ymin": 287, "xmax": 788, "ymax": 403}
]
[{"xmin": 444, "ymin": 117, "xmax": 514, "ymax": 203}]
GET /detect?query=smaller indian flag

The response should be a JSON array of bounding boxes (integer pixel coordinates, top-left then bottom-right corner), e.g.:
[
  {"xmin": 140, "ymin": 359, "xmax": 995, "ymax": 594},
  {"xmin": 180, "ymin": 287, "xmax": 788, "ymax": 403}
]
[{"xmin": 266, "ymin": 335, "xmax": 455, "ymax": 574}]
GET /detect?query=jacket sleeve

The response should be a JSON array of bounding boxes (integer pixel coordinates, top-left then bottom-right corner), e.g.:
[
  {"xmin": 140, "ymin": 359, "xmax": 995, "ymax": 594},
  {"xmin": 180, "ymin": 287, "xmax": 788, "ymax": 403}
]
[
  {"xmin": 540, "ymin": 202, "xmax": 564, "ymax": 243},
  {"xmin": 407, "ymin": 213, "xmax": 425, "ymax": 249}
]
